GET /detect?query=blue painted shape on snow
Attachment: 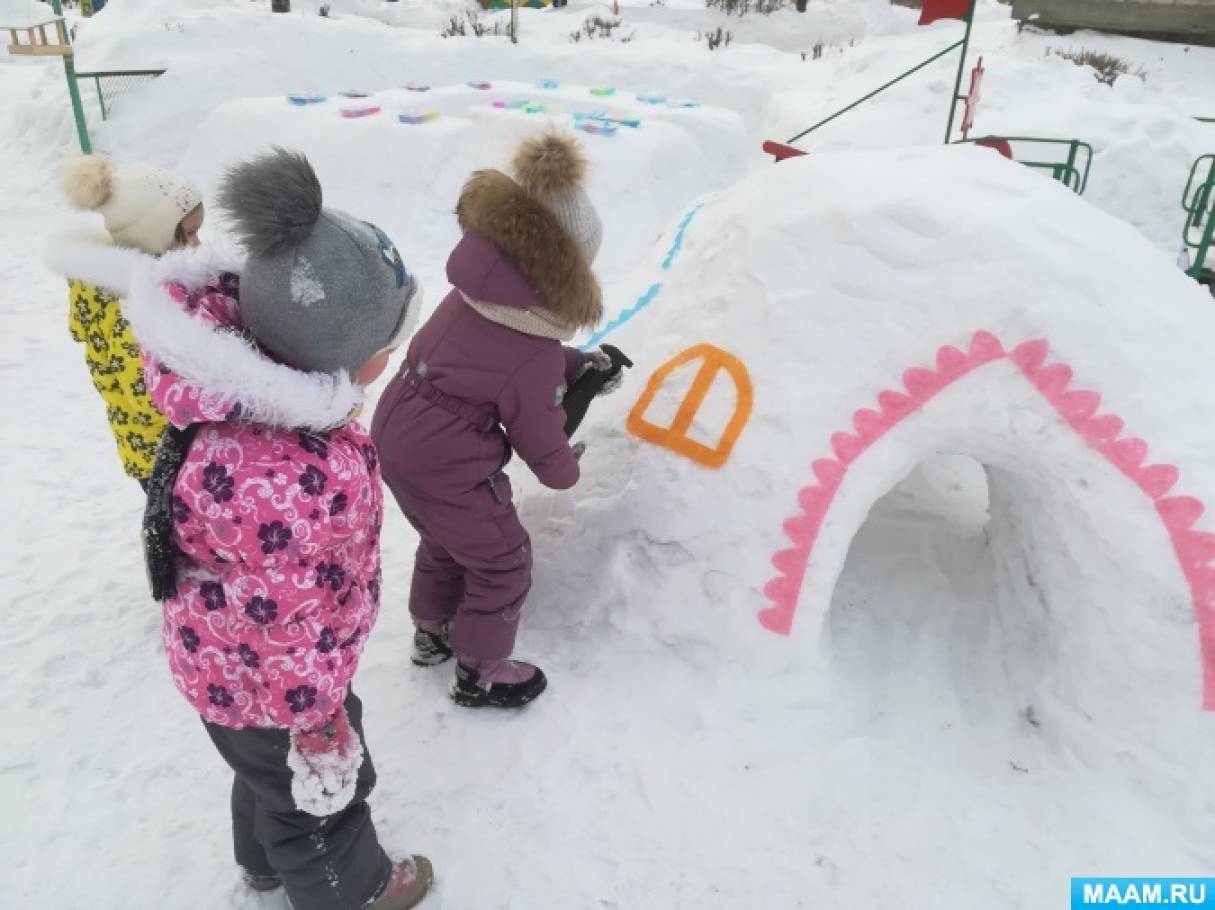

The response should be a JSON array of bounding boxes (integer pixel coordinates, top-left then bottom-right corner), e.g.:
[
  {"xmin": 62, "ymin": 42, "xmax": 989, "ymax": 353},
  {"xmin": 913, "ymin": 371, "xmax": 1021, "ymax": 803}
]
[
  {"xmin": 661, "ymin": 204, "xmax": 703, "ymax": 270},
  {"xmin": 582, "ymin": 282, "xmax": 661, "ymax": 351},
  {"xmin": 580, "ymin": 203, "xmax": 705, "ymax": 351}
]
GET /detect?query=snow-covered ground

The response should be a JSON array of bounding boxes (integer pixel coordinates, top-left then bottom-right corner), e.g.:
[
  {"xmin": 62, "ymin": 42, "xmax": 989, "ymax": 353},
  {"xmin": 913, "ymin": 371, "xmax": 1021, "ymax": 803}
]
[{"xmin": 3, "ymin": 1, "xmax": 1214, "ymax": 907}]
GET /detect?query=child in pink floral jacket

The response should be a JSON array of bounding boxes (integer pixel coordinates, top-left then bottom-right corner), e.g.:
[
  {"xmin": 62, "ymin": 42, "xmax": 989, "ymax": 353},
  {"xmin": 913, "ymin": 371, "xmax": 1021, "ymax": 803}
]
[{"xmin": 124, "ymin": 150, "xmax": 432, "ymax": 910}]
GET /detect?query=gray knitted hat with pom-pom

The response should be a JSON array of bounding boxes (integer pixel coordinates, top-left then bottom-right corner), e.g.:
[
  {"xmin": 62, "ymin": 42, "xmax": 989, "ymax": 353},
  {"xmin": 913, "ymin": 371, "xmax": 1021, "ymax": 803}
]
[{"xmin": 220, "ymin": 148, "xmax": 419, "ymax": 377}]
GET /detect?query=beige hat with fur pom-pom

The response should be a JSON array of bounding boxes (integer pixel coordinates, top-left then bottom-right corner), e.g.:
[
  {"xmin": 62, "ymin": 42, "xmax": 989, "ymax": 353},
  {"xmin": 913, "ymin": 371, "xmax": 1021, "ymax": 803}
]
[
  {"xmin": 512, "ymin": 132, "xmax": 603, "ymax": 264},
  {"xmin": 60, "ymin": 156, "xmax": 202, "ymax": 255}
]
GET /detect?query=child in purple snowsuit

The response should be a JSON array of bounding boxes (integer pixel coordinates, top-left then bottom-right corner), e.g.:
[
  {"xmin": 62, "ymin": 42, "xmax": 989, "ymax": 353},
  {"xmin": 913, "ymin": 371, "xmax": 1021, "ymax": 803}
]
[{"xmin": 372, "ymin": 132, "xmax": 617, "ymax": 709}]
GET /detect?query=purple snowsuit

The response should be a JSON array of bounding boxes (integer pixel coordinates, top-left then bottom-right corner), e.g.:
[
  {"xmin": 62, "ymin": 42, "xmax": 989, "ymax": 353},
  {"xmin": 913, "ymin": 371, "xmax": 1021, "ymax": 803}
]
[{"xmin": 372, "ymin": 226, "xmax": 594, "ymax": 660}]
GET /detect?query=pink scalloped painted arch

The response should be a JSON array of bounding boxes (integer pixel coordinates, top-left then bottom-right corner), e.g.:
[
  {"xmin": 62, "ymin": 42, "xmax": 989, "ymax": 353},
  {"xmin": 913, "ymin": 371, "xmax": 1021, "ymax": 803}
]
[{"xmin": 760, "ymin": 330, "xmax": 1215, "ymax": 710}]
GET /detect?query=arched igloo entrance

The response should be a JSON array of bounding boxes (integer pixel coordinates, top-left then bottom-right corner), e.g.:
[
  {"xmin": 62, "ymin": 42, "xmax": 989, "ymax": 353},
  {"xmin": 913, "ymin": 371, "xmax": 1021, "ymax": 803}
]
[{"xmin": 761, "ymin": 333, "xmax": 1213, "ymax": 722}]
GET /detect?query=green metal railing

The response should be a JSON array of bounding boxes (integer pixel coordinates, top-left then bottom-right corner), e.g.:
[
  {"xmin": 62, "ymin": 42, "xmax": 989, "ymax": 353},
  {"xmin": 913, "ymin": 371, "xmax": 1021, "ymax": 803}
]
[
  {"xmin": 962, "ymin": 136, "xmax": 1093, "ymax": 195},
  {"xmin": 43, "ymin": 0, "xmax": 92, "ymax": 153},
  {"xmin": 74, "ymin": 68, "xmax": 165, "ymax": 120},
  {"xmin": 1182, "ymin": 154, "xmax": 1215, "ymax": 281},
  {"xmin": 786, "ymin": 0, "xmax": 977, "ymax": 147},
  {"xmin": 788, "ymin": 39, "xmax": 966, "ymax": 145}
]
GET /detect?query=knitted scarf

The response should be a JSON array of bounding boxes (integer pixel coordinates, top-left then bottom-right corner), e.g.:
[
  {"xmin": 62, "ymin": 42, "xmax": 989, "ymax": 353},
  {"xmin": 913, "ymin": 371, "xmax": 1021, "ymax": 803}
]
[{"xmin": 462, "ymin": 292, "xmax": 577, "ymax": 342}]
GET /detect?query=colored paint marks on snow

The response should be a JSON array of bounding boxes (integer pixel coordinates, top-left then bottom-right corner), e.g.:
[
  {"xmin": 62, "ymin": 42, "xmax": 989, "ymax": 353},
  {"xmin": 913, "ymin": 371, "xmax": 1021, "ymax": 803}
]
[
  {"xmin": 662, "ymin": 204, "xmax": 703, "ymax": 269},
  {"xmin": 582, "ymin": 203, "xmax": 705, "ymax": 350},
  {"xmin": 627, "ymin": 344, "xmax": 753, "ymax": 470},
  {"xmin": 758, "ymin": 330, "xmax": 1215, "ymax": 710},
  {"xmin": 576, "ymin": 120, "xmax": 618, "ymax": 137},
  {"xmin": 493, "ymin": 100, "xmax": 545, "ymax": 113},
  {"xmin": 399, "ymin": 111, "xmax": 441, "ymax": 125}
]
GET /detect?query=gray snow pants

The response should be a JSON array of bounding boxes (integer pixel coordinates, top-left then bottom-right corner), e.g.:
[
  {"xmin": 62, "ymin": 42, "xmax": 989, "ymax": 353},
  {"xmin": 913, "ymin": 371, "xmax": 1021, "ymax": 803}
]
[{"xmin": 202, "ymin": 691, "xmax": 392, "ymax": 910}]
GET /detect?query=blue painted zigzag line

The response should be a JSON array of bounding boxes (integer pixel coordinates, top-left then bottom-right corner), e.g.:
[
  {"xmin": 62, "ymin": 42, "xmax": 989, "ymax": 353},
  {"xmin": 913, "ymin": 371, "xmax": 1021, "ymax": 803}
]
[
  {"xmin": 661, "ymin": 203, "xmax": 704, "ymax": 270},
  {"xmin": 582, "ymin": 282, "xmax": 661, "ymax": 350},
  {"xmin": 580, "ymin": 203, "xmax": 705, "ymax": 351}
]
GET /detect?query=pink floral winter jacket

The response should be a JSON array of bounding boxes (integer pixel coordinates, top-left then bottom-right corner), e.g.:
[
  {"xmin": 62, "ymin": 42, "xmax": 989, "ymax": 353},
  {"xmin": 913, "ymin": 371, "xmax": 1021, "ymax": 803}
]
[{"xmin": 126, "ymin": 245, "xmax": 381, "ymax": 731}]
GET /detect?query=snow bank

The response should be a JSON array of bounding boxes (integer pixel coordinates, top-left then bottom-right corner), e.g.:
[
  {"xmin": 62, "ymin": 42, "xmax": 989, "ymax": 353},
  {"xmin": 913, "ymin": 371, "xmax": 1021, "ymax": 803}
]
[{"xmin": 175, "ymin": 83, "xmax": 750, "ymax": 296}]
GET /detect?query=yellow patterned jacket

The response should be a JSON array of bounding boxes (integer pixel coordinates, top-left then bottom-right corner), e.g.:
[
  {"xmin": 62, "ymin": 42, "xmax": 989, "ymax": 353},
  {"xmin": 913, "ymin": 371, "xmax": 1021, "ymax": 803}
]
[{"xmin": 68, "ymin": 280, "xmax": 166, "ymax": 480}]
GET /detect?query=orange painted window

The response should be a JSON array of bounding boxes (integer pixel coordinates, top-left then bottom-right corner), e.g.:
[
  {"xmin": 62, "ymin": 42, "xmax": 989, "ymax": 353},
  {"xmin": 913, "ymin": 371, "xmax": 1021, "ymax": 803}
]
[{"xmin": 626, "ymin": 344, "xmax": 753, "ymax": 469}]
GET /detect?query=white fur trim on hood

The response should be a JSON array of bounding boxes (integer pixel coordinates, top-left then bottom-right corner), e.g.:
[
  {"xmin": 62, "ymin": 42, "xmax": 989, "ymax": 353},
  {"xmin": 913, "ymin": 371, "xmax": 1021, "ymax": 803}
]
[
  {"xmin": 124, "ymin": 243, "xmax": 365, "ymax": 431},
  {"xmin": 44, "ymin": 227, "xmax": 150, "ymax": 296}
]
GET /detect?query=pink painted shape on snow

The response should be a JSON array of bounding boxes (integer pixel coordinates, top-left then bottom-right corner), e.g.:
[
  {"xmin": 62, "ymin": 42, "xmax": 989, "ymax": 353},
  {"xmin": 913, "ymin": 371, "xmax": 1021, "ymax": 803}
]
[{"xmin": 759, "ymin": 331, "xmax": 1215, "ymax": 709}]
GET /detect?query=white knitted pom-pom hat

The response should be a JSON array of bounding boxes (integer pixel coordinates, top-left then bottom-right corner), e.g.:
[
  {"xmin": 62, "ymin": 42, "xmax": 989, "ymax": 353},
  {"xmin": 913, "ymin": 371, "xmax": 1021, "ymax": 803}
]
[{"xmin": 61, "ymin": 156, "xmax": 202, "ymax": 255}]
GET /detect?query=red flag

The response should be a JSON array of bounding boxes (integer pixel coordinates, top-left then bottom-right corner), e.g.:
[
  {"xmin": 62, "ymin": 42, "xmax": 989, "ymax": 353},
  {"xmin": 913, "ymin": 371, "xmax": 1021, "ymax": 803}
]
[{"xmin": 919, "ymin": 0, "xmax": 973, "ymax": 25}]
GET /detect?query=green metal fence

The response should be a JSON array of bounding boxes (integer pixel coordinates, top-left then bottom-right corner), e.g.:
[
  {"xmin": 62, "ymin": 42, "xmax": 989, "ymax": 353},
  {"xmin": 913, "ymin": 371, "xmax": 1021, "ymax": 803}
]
[{"xmin": 73, "ymin": 68, "xmax": 165, "ymax": 120}]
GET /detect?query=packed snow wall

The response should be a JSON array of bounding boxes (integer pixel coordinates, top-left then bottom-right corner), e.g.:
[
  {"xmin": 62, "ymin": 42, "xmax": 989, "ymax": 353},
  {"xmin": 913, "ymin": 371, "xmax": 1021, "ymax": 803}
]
[
  {"xmin": 553, "ymin": 145, "xmax": 1215, "ymax": 743},
  {"xmin": 175, "ymin": 84, "xmax": 751, "ymax": 296}
]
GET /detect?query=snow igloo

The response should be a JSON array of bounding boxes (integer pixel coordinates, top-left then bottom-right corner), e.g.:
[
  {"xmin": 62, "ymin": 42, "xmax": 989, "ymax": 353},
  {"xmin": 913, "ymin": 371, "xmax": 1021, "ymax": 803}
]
[{"xmin": 546, "ymin": 145, "xmax": 1215, "ymax": 744}]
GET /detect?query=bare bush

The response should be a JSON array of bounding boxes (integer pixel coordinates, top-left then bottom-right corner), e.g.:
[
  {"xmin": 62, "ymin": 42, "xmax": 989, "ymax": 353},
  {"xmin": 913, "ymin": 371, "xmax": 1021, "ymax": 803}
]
[
  {"xmin": 1051, "ymin": 47, "xmax": 1146, "ymax": 86},
  {"xmin": 706, "ymin": 0, "xmax": 785, "ymax": 16},
  {"xmin": 441, "ymin": 11, "xmax": 504, "ymax": 38},
  {"xmin": 571, "ymin": 15, "xmax": 635, "ymax": 43},
  {"xmin": 696, "ymin": 26, "xmax": 733, "ymax": 49},
  {"xmin": 584, "ymin": 15, "xmax": 622, "ymax": 38}
]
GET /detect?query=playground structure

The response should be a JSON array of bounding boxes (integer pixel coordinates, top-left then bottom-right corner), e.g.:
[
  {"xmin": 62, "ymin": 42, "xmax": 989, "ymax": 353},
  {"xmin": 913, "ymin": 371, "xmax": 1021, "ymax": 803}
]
[
  {"xmin": 3, "ymin": 0, "xmax": 91, "ymax": 153},
  {"xmin": 5, "ymin": 15, "xmax": 70, "ymax": 55},
  {"xmin": 762, "ymin": 0, "xmax": 1099, "ymax": 199},
  {"xmin": 4, "ymin": 0, "xmax": 168, "ymax": 151},
  {"xmin": 1183, "ymin": 155, "xmax": 1215, "ymax": 287},
  {"xmin": 773, "ymin": 0, "xmax": 983, "ymax": 154},
  {"xmin": 968, "ymin": 136, "xmax": 1093, "ymax": 195},
  {"xmin": 757, "ymin": 0, "xmax": 1210, "ymax": 287}
]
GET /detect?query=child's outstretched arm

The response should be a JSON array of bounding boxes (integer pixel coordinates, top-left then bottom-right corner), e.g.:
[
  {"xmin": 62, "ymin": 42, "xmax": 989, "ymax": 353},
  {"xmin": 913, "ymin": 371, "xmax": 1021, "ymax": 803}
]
[{"xmin": 500, "ymin": 350, "xmax": 580, "ymax": 490}]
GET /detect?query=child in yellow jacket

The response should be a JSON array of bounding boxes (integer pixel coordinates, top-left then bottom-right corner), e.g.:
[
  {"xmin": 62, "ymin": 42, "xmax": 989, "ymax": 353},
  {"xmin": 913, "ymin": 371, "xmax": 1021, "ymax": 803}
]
[{"xmin": 47, "ymin": 157, "xmax": 205, "ymax": 484}]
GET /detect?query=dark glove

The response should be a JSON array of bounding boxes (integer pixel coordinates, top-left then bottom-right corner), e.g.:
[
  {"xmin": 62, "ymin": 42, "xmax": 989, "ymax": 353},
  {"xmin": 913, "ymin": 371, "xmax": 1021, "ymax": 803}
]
[
  {"xmin": 578, "ymin": 348, "xmax": 627, "ymax": 397},
  {"xmin": 562, "ymin": 344, "xmax": 633, "ymax": 437}
]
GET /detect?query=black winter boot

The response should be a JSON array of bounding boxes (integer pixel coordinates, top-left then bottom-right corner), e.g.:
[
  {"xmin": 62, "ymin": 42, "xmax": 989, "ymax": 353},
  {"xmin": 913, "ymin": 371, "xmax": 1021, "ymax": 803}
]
[
  {"xmin": 411, "ymin": 628, "xmax": 453, "ymax": 667},
  {"xmin": 452, "ymin": 661, "xmax": 548, "ymax": 709}
]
